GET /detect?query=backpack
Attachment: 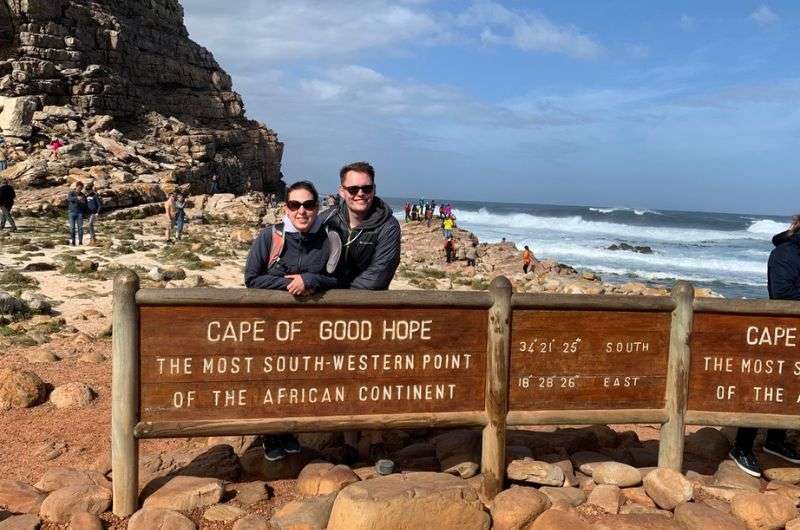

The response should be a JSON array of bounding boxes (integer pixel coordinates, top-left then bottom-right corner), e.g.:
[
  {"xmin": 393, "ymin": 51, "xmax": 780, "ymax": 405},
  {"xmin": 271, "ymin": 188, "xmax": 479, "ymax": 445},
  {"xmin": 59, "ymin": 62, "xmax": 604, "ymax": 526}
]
[{"xmin": 267, "ymin": 223, "xmax": 342, "ymax": 274}]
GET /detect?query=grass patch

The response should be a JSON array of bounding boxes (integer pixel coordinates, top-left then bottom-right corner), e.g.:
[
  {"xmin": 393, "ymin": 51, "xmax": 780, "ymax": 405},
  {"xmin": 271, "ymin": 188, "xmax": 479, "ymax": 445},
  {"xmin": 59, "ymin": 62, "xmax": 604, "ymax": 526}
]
[
  {"xmin": 0, "ymin": 270, "xmax": 39, "ymax": 290},
  {"xmin": 471, "ymin": 278, "xmax": 490, "ymax": 290}
]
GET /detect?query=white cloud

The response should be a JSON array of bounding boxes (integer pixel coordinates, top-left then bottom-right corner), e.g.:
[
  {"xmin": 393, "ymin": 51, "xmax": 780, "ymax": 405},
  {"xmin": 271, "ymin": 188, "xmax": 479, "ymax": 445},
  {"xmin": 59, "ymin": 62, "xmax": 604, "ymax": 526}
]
[
  {"xmin": 626, "ymin": 44, "xmax": 650, "ymax": 59},
  {"xmin": 750, "ymin": 5, "xmax": 779, "ymax": 26},
  {"xmin": 679, "ymin": 15, "xmax": 695, "ymax": 31},
  {"xmin": 460, "ymin": 1, "xmax": 603, "ymax": 59}
]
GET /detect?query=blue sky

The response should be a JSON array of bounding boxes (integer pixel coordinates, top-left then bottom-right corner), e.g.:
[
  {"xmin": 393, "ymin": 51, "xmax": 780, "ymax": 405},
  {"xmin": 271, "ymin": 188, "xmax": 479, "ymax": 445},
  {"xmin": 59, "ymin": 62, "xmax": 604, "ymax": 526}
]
[{"xmin": 183, "ymin": 1, "xmax": 799, "ymax": 215}]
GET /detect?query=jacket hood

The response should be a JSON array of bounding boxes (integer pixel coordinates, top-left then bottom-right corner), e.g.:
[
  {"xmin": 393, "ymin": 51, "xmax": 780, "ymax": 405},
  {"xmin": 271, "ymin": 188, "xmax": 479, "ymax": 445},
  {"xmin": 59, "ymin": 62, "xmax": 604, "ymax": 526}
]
[
  {"xmin": 282, "ymin": 214, "xmax": 323, "ymax": 234},
  {"xmin": 772, "ymin": 230, "xmax": 800, "ymax": 247},
  {"xmin": 332, "ymin": 196, "xmax": 393, "ymax": 231}
]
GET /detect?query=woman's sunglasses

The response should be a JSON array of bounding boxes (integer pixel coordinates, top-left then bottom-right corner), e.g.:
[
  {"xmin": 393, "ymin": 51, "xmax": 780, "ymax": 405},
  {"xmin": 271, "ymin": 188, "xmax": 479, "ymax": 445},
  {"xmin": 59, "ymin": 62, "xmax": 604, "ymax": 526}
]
[
  {"xmin": 286, "ymin": 200, "xmax": 319, "ymax": 211},
  {"xmin": 343, "ymin": 184, "xmax": 375, "ymax": 196}
]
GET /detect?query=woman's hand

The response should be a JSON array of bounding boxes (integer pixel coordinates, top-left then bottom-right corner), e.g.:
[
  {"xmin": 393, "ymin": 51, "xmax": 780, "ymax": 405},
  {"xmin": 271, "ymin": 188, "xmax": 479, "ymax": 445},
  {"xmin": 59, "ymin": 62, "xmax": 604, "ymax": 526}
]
[{"xmin": 285, "ymin": 274, "xmax": 307, "ymax": 296}]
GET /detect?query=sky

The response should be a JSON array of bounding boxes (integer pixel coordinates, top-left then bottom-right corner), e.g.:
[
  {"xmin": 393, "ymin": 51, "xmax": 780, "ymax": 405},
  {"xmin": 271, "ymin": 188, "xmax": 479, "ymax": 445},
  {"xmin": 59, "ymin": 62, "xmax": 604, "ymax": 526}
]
[{"xmin": 183, "ymin": 1, "xmax": 800, "ymax": 215}]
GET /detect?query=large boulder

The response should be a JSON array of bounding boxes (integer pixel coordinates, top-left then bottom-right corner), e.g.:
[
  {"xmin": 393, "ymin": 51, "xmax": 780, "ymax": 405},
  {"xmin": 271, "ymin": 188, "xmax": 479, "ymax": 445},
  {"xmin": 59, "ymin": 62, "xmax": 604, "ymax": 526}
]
[
  {"xmin": 0, "ymin": 96, "xmax": 36, "ymax": 138},
  {"xmin": 730, "ymin": 492, "xmax": 797, "ymax": 530},
  {"xmin": 674, "ymin": 502, "xmax": 746, "ymax": 530},
  {"xmin": 38, "ymin": 484, "xmax": 111, "ymax": 523},
  {"xmin": 587, "ymin": 484, "xmax": 622, "ymax": 514},
  {"xmin": 128, "ymin": 507, "xmax": 196, "ymax": 530},
  {"xmin": 0, "ymin": 481, "xmax": 45, "ymax": 514},
  {"xmin": 594, "ymin": 514, "xmax": 681, "ymax": 529},
  {"xmin": 685, "ymin": 428, "xmax": 731, "ymax": 462},
  {"xmin": 643, "ymin": 468, "xmax": 693, "ymax": 510},
  {"xmin": 490, "ymin": 486, "xmax": 551, "ymax": 530},
  {"xmin": 296, "ymin": 462, "xmax": 359, "ymax": 496},
  {"xmin": 0, "ymin": 514, "xmax": 41, "ymax": 530},
  {"xmin": 714, "ymin": 461, "xmax": 762, "ymax": 491},
  {"xmin": 529, "ymin": 509, "xmax": 592, "ymax": 530},
  {"xmin": 33, "ymin": 468, "xmax": 111, "ymax": 493},
  {"xmin": 270, "ymin": 493, "xmax": 336, "ymax": 530},
  {"xmin": 0, "ymin": 369, "xmax": 46, "ymax": 410},
  {"xmin": 432, "ymin": 429, "xmax": 481, "ymax": 478},
  {"xmin": 326, "ymin": 472, "xmax": 490, "ymax": 530},
  {"xmin": 142, "ymin": 476, "xmax": 223, "ymax": 511},
  {"xmin": 592, "ymin": 462, "xmax": 642, "ymax": 487},
  {"xmin": 507, "ymin": 458, "xmax": 565, "ymax": 486},
  {"xmin": 48, "ymin": 383, "xmax": 95, "ymax": 408}
]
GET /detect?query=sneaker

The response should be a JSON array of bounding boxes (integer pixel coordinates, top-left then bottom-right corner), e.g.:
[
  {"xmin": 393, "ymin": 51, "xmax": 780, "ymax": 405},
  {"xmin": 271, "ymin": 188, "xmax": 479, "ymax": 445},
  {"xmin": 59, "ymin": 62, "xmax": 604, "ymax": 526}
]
[
  {"xmin": 729, "ymin": 447, "xmax": 762, "ymax": 477},
  {"xmin": 763, "ymin": 441, "xmax": 800, "ymax": 464},
  {"xmin": 369, "ymin": 443, "xmax": 394, "ymax": 476},
  {"xmin": 280, "ymin": 434, "xmax": 301, "ymax": 454},
  {"xmin": 262, "ymin": 437, "xmax": 286, "ymax": 462}
]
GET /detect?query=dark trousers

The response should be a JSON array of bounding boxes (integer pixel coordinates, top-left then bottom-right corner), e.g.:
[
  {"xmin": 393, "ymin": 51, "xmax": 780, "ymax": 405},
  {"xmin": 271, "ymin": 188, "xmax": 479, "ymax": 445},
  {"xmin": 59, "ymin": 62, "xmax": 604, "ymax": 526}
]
[
  {"xmin": 523, "ymin": 263, "xmax": 531, "ymax": 273},
  {"xmin": 735, "ymin": 428, "xmax": 785, "ymax": 450},
  {"xmin": 69, "ymin": 211, "xmax": 83, "ymax": 244}
]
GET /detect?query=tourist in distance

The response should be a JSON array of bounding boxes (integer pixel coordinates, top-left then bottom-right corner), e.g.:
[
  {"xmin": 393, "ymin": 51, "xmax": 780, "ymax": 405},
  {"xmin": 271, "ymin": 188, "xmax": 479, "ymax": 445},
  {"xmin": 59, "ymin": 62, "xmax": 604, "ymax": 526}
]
[
  {"xmin": 47, "ymin": 137, "xmax": 64, "ymax": 160},
  {"xmin": 444, "ymin": 236, "xmax": 456, "ymax": 263},
  {"xmin": 84, "ymin": 182, "xmax": 102, "ymax": 245},
  {"xmin": 66, "ymin": 181, "xmax": 87, "ymax": 246},
  {"xmin": 522, "ymin": 245, "xmax": 537, "ymax": 274},
  {"xmin": 465, "ymin": 241, "xmax": 477, "ymax": 267},
  {"xmin": 442, "ymin": 215, "xmax": 455, "ymax": 239},
  {"xmin": 173, "ymin": 193, "xmax": 187, "ymax": 241},
  {"xmin": 163, "ymin": 192, "xmax": 177, "ymax": 243},
  {"xmin": 322, "ymin": 161, "xmax": 401, "ymax": 476},
  {"xmin": 729, "ymin": 216, "xmax": 800, "ymax": 477},
  {"xmin": 244, "ymin": 180, "xmax": 341, "ymax": 461},
  {"xmin": 0, "ymin": 178, "xmax": 16, "ymax": 232},
  {"xmin": 209, "ymin": 174, "xmax": 220, "ymax": 194}
]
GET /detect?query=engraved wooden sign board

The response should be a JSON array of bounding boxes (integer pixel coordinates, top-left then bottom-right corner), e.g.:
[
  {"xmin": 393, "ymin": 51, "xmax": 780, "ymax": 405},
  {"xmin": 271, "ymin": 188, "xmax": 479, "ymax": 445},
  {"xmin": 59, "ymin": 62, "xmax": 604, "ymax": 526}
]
[
  {"xmin": 689, "ymin": 313, "xmax": 800, "ymax": 415},
  {"xmin": 509, "ymin": 310, "xmax": 671, "ymax": 410},
  {"xmin": 139, "ymin": 305, "xmax": 488, "ymax": 422}
]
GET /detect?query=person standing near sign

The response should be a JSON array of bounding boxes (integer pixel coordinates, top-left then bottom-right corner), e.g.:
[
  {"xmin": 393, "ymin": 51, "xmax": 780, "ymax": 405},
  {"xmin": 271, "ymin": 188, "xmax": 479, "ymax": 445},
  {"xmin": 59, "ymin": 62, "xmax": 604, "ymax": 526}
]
[
  {"xmin": 730, "ymin": 217, "xmax": 800, "ymax": 477},
  {"xmin": 244, "ymin": 180, "xmax": 341, "ymax": 461},
  {"xmin": 323, "ymin": 161, "xmax": 401, "ymax": 476}
]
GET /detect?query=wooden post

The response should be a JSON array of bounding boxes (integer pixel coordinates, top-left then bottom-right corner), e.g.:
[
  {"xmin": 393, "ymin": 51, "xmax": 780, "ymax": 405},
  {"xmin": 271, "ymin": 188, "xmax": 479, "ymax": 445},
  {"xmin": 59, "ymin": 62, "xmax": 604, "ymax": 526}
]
[
  {"xmin": 658, "ymin": 280, "xmax": 694, "ymax": 470},
  {"xmin": 481, "ymin": 276, "xmax": 512, "ymax": 499},
  {"xmin": 112, "ymin": 269, "xmax": 140, "ymax": 517}
]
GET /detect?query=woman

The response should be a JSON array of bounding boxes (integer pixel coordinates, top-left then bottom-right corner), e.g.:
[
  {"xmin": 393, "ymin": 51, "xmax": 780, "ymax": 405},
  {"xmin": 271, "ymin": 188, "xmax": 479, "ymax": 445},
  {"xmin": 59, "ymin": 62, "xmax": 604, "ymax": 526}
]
[
  {"xmin": 244, "ymin": 180, "xmax": 341, "ymax": 461},
  {"xmin": 85, "ymin": 183, "xmax": 102, "ymax": 244},
  {"xmin": 66, "ymin": 181, "xmax": 87, "ymax": 246}
]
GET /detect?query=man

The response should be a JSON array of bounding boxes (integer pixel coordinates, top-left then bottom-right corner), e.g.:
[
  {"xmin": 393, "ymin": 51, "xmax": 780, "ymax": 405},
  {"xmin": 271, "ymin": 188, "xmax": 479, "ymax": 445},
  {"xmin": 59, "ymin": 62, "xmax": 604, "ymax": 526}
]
[
  {"xmin": 0, "ymin": 178, "xmax": 16, "ymax": 231},
  {"xmin": 67, "ymin": 182, "xmax": 86, "ymax": 245},
  {"xmin": 164, "ymin": 192, "xmax": 177, "ymax": 243},
  {"xmin": 522, "ymin": 245, "xmax": 537, "ymax": 274},
  {"xmin": 323, "ymin": 161, "xmax": 401, "ymax": 474},
  {"xmin": 85, "ymin": 182, "xmax": 102, "ymax": 244},
  {"xmin": 729, "ymin": 217, "xmax": 800, "ymax": 477}
]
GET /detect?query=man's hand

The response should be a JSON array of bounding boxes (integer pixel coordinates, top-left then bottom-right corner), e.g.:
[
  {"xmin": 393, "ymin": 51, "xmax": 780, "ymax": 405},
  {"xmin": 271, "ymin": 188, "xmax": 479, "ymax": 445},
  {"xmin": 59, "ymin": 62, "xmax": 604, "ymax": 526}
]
[{"xmin": 285, "ymin": 274, "xmax": 307, "ymax": 296}]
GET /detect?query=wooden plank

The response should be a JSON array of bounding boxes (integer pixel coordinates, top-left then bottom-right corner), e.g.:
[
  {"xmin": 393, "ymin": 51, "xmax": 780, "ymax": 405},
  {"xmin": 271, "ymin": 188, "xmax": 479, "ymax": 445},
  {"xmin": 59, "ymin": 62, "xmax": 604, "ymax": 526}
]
[
  {"xmin": 137, "ymin": 288, "xmax": 492, "ymax": 307},
  {"xmin": 507, "ymin": 409, "xmax": 668, "ymax": 426},
  {"xmin": 111, "ymin": 270, "xmax": 140, "ymax": 517},
  {"xmin": 658, "ymin": 281, "xmax": 694, "ymax": 470},
  {"xmin": 512, "ymin": 293, "xmax": 675, "ymax": 312},
  {"xmin": 695, "ymin": 298, "xmax": 800, "ymax": 316},
  {"xmin": 135, "ymin": 411, "xmax": 488, "ymax": 438},
  {"xmin": 685, "ymin": 411, "xmax": 800, "ymax": 429},
  {"xmin": 509, "ymin": 310, "xmax": 671, "ymax": 411},
  {"xmin": 482, "ymin": 277, "xmax": 512, "ymax": 500},
  {"xmin": 688, "ymin": 312, "xmax": 800, "ymax": 416},
  {"xmin": 138, "ymin": 305, "xmax": 488, "ymax": 424}
]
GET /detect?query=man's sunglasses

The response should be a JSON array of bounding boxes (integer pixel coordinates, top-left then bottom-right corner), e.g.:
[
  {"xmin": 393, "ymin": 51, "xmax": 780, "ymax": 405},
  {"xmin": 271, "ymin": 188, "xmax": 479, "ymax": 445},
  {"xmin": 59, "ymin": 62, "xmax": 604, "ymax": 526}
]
[
  {"xmin": 286, "ymin": 200, "xmax": 318, "ymax": 211},
  {"xmin": 343, "ymin": 184, "xmax": 375, "ymax": 196}
]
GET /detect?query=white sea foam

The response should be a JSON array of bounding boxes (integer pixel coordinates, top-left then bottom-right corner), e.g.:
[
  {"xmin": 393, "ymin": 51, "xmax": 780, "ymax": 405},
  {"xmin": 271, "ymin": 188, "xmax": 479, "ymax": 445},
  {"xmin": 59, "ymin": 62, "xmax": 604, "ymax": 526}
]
[
  {"xmin": 583, "ymin": 266, "xmax": 766, "ymax": 287},
  {"xmin": 588, "ymin": 207, "xmax": 661, "ymax": 216},
  {"xmin": 747, "ymin": 219, "xmax": 788, "ymax": 235},
  {"xmin": 453, "ymin": 208, "xmax": 767, "ymax": 243}
]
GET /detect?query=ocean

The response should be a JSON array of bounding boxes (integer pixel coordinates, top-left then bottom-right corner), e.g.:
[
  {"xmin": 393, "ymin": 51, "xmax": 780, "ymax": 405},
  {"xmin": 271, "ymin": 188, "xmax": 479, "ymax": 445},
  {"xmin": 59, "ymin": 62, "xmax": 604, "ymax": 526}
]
[{"xmin": 385, "ymin": 198, "xmax": 792, "ymax": 300}]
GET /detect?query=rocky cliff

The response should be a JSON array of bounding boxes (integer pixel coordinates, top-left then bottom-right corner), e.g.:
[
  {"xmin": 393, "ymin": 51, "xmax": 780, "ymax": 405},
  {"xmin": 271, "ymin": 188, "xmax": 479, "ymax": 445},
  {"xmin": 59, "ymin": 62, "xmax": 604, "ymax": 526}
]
[{"xmin": 0, "ymin": 0, "xmax": 283, "ymax": 213}]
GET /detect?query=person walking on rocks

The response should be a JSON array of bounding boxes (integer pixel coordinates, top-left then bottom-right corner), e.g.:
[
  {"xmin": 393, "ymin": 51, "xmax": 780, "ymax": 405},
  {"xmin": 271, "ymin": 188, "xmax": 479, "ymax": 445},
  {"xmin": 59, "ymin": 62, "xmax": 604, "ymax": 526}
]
[
  {"xmin": 164, "ymin": 192, "xmax": 177, "ymax": 243},
  {"xmin": 442, "ymin": 215, "xmax": 455, "ymax": 239},
  {"xmin": 244, "ymin": 180, "xmax": 341, "ymax": 461},
  {"xmin": 0, "ymin": 178, "xmax": 16, "ymax": 232},
  {"xmin": 85, "ymin": 183, "xmax": 102, "ymax": 245},
  {"xmin": 323, "ymin": 161, "xmax": 401, "ymax": 475},
  {"xmin": 730, "ymin": 216, "xmax": 800, "ymax": 477},
  {"xmin": 174, "ymin": 193, "xmax": 187, "ymax": 241},
  {"xmin": 522, "ymin": 245, "xmax": 537, "ymax": 274},
  {"xmin": 465, "ymin": 241, "xmax": 477, "ymax": 267},
  {"xmin": 48, "ymin": 137, "xmax": 64, "ymax": 160},
  {"xmin": 444, "ymin": 237, "xmax": 456, "ymax": 263},
  {"xmin": 67, "ymin": 181, "xmax": 87, "ymax": 246},
  {"xmin": 209, "ymin": 174, "xmax": 220, "ymax": 195}
]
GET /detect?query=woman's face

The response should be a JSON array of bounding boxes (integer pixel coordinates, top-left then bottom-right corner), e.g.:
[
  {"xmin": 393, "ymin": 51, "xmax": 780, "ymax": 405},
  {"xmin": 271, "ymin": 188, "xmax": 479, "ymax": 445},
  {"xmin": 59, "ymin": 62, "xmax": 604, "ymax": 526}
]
[{"xmin": 285, "ymin": 188, "xmax": 318, "ymax": 232}]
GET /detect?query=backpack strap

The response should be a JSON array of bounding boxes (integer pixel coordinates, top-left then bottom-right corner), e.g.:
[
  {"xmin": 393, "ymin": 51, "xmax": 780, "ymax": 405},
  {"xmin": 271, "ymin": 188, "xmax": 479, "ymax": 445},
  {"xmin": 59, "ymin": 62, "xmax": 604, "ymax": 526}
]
[{"xmin": 267, "ymin": 223, "xmax": 285, "ymax": 267}]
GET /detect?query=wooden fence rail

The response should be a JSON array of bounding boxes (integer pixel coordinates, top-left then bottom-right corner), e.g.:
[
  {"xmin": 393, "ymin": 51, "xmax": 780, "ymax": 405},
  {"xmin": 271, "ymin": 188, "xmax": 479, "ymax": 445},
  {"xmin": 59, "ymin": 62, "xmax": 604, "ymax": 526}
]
[{"xmin": 111, "ymin": 271, "xmax": 800, "ymax": 516}]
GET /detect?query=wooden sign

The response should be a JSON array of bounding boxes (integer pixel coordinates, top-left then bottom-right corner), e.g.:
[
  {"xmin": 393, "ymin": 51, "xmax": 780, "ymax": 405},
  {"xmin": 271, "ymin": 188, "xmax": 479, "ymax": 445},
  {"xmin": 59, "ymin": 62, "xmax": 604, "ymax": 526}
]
[
  {"xmin": 689, "ymin": 312, "xmax": 800, "ymax": 415},
  {"xmin": 509, "ymin": 310, "xmax": 671, "ymax": 410},
  {"xmin": 138, "ymin": 305, "xmax": 488, "ymax": 422}
]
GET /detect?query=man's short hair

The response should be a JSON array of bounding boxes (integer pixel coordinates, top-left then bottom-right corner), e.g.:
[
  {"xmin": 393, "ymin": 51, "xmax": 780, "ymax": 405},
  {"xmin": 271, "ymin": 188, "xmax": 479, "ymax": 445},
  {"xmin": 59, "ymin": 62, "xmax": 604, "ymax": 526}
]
[
  {"xmin": 339, "ymin": 161, "xmax": 375, "ymax": 184},
  {"xmin": 286, "ymin": 180, "xmax": 319, "ymax": 204}
]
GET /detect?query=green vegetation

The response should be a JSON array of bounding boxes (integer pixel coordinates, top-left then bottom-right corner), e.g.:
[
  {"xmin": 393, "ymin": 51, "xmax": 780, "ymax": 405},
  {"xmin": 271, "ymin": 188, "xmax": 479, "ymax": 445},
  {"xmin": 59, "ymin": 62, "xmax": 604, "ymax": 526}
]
[{"xmin": 0, "ymin": 270, "xmax": 38, "ymax": 290}]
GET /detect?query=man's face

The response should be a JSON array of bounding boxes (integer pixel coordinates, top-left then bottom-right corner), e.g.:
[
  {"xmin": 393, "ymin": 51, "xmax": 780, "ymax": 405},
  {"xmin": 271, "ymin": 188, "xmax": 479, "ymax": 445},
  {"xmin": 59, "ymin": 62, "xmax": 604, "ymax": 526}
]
[{"xmin": 339, "ymin": 170, "xmax": 375, "ymax": 215}]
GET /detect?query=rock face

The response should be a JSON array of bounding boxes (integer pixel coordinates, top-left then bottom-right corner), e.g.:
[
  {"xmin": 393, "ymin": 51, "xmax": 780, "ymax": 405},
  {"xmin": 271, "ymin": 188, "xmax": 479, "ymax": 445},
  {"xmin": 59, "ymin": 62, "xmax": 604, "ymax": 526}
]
[
  {"xmin": 0, "ymin": 0, "xmax": 284, "ymax": 212},
  {"xmin": 326, "ymin": 472, "xmax": 490, "ymax": 530}
]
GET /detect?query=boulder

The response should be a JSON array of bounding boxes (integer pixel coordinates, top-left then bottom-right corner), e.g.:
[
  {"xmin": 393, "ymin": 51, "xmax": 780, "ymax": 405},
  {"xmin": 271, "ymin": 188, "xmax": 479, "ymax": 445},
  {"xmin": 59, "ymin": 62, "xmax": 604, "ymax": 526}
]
[
  {"xmin": 49, "ymin": 382, "xmax": 95, "ymax": 408},
  {"xmin": 674, "ymin": 502, "xmax": 746, "ymax": 530},
  {"xmin": 233, "ymin": 515, "xmax": 270, "ymax": 530},
  {"xmin": 0, "ymin": 292, "xmax": 24, "ymax": 315},
  {"xmin": 730, "ymin": 492, "xmax": 797, "ymax": 530},
  {"xmin": 24, "ymin": 351, "xmax": 59, "ymax": 363},
  {"xmin": 240, "ymin": 445, "xmax": 318, "ymax": 480},
  {"xmin": 594, "ymin": 514, "xmax": 682, "ymax": 529},
  {"xmin": 0, "ymin": 514, "xmax": 41, "ymax": 530},
  {"xmin": 327, "ymin": 472, "xmax": 490, "ymax": 530},
  {"xmin": 539, "ymin": 486, "xmax": 586, "ymax": 507},
  {"xmin": 296, "ymin": 462, "xmax": 359, "ymax": 496},
  {"xmin": 207, "ymin": 435, "xmax": 257, "ymax": 456},
  {"xmin": 529, "ymin": 509, "xmax": 592, "ymax": 530},
  {"xmin": 490, "ymin": 486, "xmax": 551, "ymax": 530},
  {"xmin": 38, "ymin": 484, "xmax": 111, "ymax": 523},
  {"xmin": 34, "ymin": 469, "xmax": 111, "ymax": 493},
  {"xmin": 68, "ymin": 511, "xmax": 103, "ymax": 530},
  {"xmin": 228, "ymin": 481, "xmax": 268, "ymax": 506},
  {"xmin": 764, "ymin": 468, "xmax": 800, "ymax": 484},
  {"xmin": 588, "ymin": 484, "xmax": 623, "ymax": 514},
  {"xmin": 270, "ymin": 493, "xmax": 336, "ymax": 530},
  {"xmin": 142, "ymin": 476, "xmax": 223, "ymax": 511},
  {"xmin": 643, "ymin": 468, "xmax": 693, "ymax": 510},
  {"xmin": 433, "ymin": 429, "xmax": 481, "ymax": 479},
  {"xmin": 203, "ymin": 503, "xmax": 246, "ymax": 522},
  {"xmin": 0, "ymin": 369, "xmax": 46, "ymax": 410},
  {"xmin": 0, "ymin": 96, "xmax": 36, "ymax": 138},
  {"xmin": 714, "ymin": 461, "xmax": 762, "ymax": 491},
  {"xmin": 507, "ymin": 458, "xmax": 565, "ymax": 486},
  {"xmin": 0, "ymin": 481, "xmax": 45, "ymax": 514},
  {"xmin": 766, "ymin": 480, "xmax": 800, "ymax": 505},
  {"xmin": 592, "ymin": 462, "xmax": 642, "ymax": 487},
  {"xmin": 128, "ymin": 507, "xmax": 196, "ymax": 530},
  {"xmin": 685, "ymin": 428, "xmax": 731, "ymax": 462}
]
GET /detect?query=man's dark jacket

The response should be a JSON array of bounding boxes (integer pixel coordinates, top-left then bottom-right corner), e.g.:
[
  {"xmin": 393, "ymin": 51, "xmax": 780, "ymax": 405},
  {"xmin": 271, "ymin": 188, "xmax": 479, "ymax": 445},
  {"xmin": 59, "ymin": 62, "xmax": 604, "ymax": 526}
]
[
  {"xmin": 0, "ymin": 184, "xmax": 14, "ymax": 209},
  {"xmin": 244, "ymin": 218, "xmax": 339, "ymax": 292},
  {"xmin": 322, "ymin": 196, "xmax": 401, "ymax": 290},
  {"xmin": 768, "ymin": 230, "xmax": 800, "ymax": 300}
]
